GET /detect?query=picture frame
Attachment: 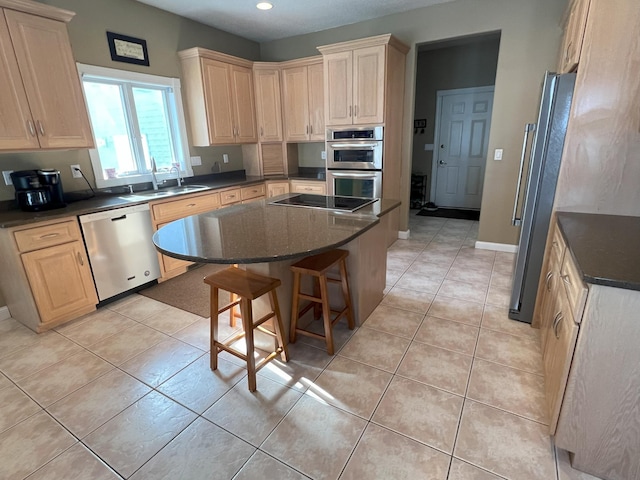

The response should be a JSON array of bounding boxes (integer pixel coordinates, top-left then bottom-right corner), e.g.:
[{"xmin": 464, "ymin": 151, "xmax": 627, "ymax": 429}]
[{"xmin": 106, "ymin": 31, "xmax": 150, "ymax": 66}]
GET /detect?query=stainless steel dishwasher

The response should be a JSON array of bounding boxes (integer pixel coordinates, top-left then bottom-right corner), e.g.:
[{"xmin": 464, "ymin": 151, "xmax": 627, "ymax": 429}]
[{"xmin": 79, "ymin": 203, "xmax": 161, "ymax": 302}]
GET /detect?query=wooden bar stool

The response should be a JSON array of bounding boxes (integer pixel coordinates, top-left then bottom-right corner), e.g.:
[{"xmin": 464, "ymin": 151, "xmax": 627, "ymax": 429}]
[
  {"xmin": 290, "ymin": 249, "xmax": 355, "ymax": 355},
  {"xmin": 204, "ymin": 266, "xmax": 289, "ymax": 392}
]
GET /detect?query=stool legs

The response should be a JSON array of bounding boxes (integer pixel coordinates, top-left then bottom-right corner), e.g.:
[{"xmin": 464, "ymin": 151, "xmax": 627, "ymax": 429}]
[
  {"xmin": 339, "ymin": 258, "xmax": 355, "ymax": 330},
  {"xmin": 290, "ymin": 271, "xmax": 301, "ymax": 344},
  {"xmin": 268, "ymin": 290, "xmax": 289, "ymax": 362},
  {"xmin": 210, "ymin": 286, "xmax": 220, "ymax": 371},
  {"xmin": 240, "ymin": 297, "xmax": 257, "ymax": 392},
  {"xmin": 318, "ymin": 274, "xmax": 335, "ymax": 355}
]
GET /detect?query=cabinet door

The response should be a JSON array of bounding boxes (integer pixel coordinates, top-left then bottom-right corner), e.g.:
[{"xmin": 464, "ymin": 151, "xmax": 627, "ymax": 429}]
[
  {"xmin": 558, "ymin": 0, "xmax": 591, "ymax": 73},
  {"xmin": 202, "ymin": 59, "xmax": 235, "ymax": 144},
  {"xmin": 282, "ymin": 66, "xmax": 311, "ymax": 141},
  {"xmin": 307, "ymin": 62, "xmax": 325, "ymax": 140},
  {"xmin": 543, "ymin": 291, "xmax": 579, "ymax": 434},
  {"xmin": 324, "ymin": 51, "xmax": 353, "ymax": 126},
  {"xmin": 254, "ymin": 68, "xmax": 283, "ymax": 142},
  {"xmin": 353, "ymin": 45, "xmax": 385, "ymax": 125},
  {"xmin": 21, "ymin": 241, "xmax": 97, "ymax": 324},
  {"xmin": 539, "ymin": 265, "xmax": 558, "ymax": 355},
  {"xmin": 230, "ymin": 65, "xmax": 258, "ymax": 143},
  {"xmin": 5, "ymin": 10, "xmax": 93, "ymax": 149},
  {"xmin": 0, "ymin": 13, "xmax": 39, "ymax": 150},
  {"xmin": 267, "ymin": 182, "xmax": 289, "ymax": 197}
]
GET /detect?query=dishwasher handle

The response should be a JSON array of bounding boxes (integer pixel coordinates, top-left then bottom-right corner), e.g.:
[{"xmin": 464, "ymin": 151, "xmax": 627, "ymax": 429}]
[{"xmin": 111, "ymin": 214, "xmax": 127, "ymax": 221}]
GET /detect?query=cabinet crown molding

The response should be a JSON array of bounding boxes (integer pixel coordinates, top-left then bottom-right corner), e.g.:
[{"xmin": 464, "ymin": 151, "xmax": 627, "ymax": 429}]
[
  {"xmin": 0, "ymin": 0, "xmax": 74, "ymax": 22},
  {"xmin": 178, "ymin": 47, "xmax": 254, "ymax": 68},
  {"xmin": 317, "ymin": 33, "xmax": 410, "ymax": 55},
  {"xmin": 254, "ymin": 55, "xmax": 323, "ymax": 70}
]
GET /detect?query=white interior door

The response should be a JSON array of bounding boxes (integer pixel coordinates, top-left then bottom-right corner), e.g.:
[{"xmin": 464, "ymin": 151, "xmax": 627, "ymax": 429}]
[{"xmin": 434, "ymin": 87, "xmax": 493, "ymax": 209}]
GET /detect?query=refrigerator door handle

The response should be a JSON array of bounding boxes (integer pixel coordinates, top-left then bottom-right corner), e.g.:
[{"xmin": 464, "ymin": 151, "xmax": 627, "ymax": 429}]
[{"xmin": 512, "ymin": 123, "xmax": 536, "ymax": 226}]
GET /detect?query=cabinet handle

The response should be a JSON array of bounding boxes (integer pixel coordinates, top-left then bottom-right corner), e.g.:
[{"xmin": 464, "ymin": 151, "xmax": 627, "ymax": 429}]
[
  {"xmin": 39, "ymin": 233, "xmax": 59, "ymax": 239},
  {"xmin": 186, "ymin": 203, "xmax": 196, "ymax": 207},
  {"xmin": 545, "ymin": 271, "xmax": 554, "ymax": 291},
  {"xmin": 260, "ymin": 127, "xmax": 264, "ymax": 137},
  {"xmin": 36, "ymin": 120, "xmax": 45, "ymax": 136},
  {"xmin": 354, "ymin": 105, "xmax": 358, "ymax": 117},
  {"xmin": 27, "ymin": 120, "xmax": 36, "ymax": 137},
  {"xmin": 77, "ymin": 251, "xmax": 84, "ymax": 266},
  {"xmin": 553, "ymin": 311, "xmax": 564, "ymax": 339},
  {"xmin": 349, "ymin": 105, "xmax": 352, "ymax": 117},
  {"xmin": 310, "ymin": 125, "xmax": 313, "ymax": 134},
  {"xmin": 306, "ymin": 125, "xmax": 309, "ymax": 134},
  {"xmin": 561, "ymin": 274, "xmax": 571, "ymax": 286}
]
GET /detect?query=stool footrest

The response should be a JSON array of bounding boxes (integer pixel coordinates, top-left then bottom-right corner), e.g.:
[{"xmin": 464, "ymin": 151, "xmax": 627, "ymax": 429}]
[{"xmin": 217, "ymin": 298, "xmax": 241, "ymax": 315}]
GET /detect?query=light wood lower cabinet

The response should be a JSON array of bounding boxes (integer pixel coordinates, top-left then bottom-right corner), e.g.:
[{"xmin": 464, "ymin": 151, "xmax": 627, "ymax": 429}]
[
  {"xmin": 266, "ymin": 181, "xmax": 289, "ymax": 198},
  {"xmin": 536, "ymin": 218, "xmax": 640, "ymax": 479},
  {"xmin": 289, "ymin": 179, "xmax": 326, "ymax": 195},
  {"xmin": 0, "ymin": 218, "xmax": 97, "ymax": 332},
  {"xmin": 150, "ymin": 190, "xmax": 221, "ymax": 280}
]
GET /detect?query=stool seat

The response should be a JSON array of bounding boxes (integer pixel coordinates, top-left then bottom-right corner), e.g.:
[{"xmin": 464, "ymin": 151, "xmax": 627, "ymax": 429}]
[
  {"xmin": 290, "ymin": 249, "xmax": 354, "ymax": 355},
  {"xmin": 205, "ymin": 267, "xmax": 289, "ymax": 392}
]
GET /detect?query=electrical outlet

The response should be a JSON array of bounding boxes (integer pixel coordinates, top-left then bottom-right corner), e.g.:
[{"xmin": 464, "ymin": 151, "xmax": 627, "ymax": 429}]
[
  {"xmin": 494, "ymin": 149, "xmax": 503, "ymax": 161},
  {"xmin": 321, "ymin": 150, "xmax": 327, "ymax": 160},
  {"xmin": 190, "ymin": 155, "xmax": 202, "ymax": 166},
  {"xmin": 70, "ymin": 164, "xmax": 82, "ymax": 178},
  {"xmin": 2, "ymin": 170, "xmax": 13, "ymax": 186},
  {"xmin": 223, "ymin": 153, "xmax": 229, "ymax": 164}
]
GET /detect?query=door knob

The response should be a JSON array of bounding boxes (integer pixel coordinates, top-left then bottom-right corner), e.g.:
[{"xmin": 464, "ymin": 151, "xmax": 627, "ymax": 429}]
[{"xmin": 439, "ymin": 160, "xmax": 447, "ymax": 165}]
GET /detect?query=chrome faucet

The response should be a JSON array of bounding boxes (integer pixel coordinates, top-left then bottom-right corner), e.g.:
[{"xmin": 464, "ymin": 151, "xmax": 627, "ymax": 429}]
[
  {"xmin": 169, "ymin": 166, "xmax": 182, "ymax": 187},
  {"xmin": 150, "ymin": 158, "xmax": 159, "ymax": 190}
]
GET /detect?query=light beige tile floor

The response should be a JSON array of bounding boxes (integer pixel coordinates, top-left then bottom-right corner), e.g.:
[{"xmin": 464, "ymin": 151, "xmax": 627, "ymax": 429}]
[{"xmin": 0, "ymin": 215, "xmax": 603, "ymax": 479}]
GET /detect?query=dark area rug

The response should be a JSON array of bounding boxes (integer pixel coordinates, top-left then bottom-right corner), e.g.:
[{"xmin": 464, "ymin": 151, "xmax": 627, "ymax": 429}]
[
  {"xmin": 139, "ymin": 263, "xmax": 227, "ymax": 317},
  {"xmin": 416, "ymin": 208, "xmax": 480, "ymax": 221}
]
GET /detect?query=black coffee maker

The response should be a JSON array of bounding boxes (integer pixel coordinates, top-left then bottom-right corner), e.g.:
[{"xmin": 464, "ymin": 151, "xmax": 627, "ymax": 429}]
[{"xmin": 11, "ymin": 169, "xmax": 66, "ymax": 211}]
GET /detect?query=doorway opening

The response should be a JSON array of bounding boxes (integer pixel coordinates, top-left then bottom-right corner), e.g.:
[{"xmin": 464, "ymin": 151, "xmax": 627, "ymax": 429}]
[{"xmin": 410, "ymin": 32, "xmax": 501, "ymax": 219}]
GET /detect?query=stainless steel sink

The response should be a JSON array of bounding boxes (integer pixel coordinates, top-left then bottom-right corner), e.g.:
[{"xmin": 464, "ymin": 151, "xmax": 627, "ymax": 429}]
[{"xmin": 119, "ymin": 184, "xmax": 209, "ymax": 201}]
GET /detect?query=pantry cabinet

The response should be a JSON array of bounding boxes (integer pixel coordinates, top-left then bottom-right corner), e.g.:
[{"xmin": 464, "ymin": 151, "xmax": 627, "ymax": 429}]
[
  {"xmin": 0, "ymin": 3, "xmax": 93, "ymax": 150},
  {"xmin": 179, "ymin": 48, "xmax": 257, "ymax": 146},
  {"xmin": 557, "ymin": 0, "xmax": 591, "ymax": 73},
  {"xmin": 0, "ymin": 218, "xmax": 97, "ymax": 332},
  {"xmin": 282, "ymin": 57, "xmax": 324, "ymax": 141},
  {"xmin": 253, "ymin": 65, "xmax": 283, "ymax": 142}
]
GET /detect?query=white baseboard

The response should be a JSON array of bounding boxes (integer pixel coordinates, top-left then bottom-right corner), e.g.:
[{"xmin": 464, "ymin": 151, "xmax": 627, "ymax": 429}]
[
  {"xmin": 398, "ymin": 230, "xmax": 410, "ymax": 240},
  {"xmin": 475, "ymin": 241, "xmax": 518, "ymax": 253},
  {"xmin": 0, "ymin": 306, "xmax": 10, "ymax": 321}
]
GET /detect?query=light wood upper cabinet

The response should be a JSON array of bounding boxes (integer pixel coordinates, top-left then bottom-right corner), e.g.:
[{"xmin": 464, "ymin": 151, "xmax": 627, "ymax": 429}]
[
  {"xmin": 254, "ymin": 66, "xmax": 283, "ymax": 142},
  {"xmin": 321, "ymin": 44, "xmax": 385, "ymax": 126},
  {"xmin": 557, "ymin": 0, "xmax": 591, "ymax": 73},
  {"xmin": 282, "ymin": 58, "xmax": 324, "ymax": 141},
  {"xmin": 0, "ymin": 7, "xmax": 93, "ymax": 150},
  {"xmin": 179, "ymin": 48, "xmax": 257, "ymax": 146}
]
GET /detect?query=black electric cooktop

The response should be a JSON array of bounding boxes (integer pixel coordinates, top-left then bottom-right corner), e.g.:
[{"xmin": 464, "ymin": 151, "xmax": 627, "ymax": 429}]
[{"xmin": 270, "ymin": 194, "xmax": 377, "ymax": 212}]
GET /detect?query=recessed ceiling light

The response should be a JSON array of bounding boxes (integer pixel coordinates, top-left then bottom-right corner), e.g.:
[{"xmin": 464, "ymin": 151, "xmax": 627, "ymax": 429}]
[{"xmin": 256, "ymin": 2, "xmax": 273, "ymax": 10}]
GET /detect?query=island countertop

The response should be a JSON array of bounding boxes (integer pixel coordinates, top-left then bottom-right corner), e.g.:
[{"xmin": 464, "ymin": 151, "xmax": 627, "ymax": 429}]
[{"xmin": 153, "ymin": 197, "xmax": 400, "ymax": 264}]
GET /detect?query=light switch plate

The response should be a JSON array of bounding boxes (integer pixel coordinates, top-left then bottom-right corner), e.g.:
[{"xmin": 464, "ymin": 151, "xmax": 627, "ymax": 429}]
[
  {"xmin": 2, "ymin": 170, "xmax": 13, "ymax": 186},
  {"xmin": 494, "ymin": 148, "xmax": 503, "ymax": 160},
  {"xmin": 190, "ymin": 156, "xmax": 202, "ymax": 166},
  {"xmin": 424, "ymin": 144, "xmax": 434, "ymax": 151}
]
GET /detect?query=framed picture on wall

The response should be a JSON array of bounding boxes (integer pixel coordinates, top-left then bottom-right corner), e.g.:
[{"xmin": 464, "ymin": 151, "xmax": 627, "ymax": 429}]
[{"xmin": 106, "ymin": 31, "xmax": 150, "ymax": 66}]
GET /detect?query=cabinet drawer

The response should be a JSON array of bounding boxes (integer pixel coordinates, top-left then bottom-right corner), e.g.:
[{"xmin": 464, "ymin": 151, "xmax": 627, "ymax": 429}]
[
  {"xmin": 14, "ymin": 220, "xmax": 80, "ymax": 252},
  {"xmin": 152, "ymin": 192, "xmax": 220, "ymax": 223},
  {"xmin": 290, "ymin": 181, "xmax": 326, "ymax": 195},
  {"xmin": 220, "ymin": 188, "xmax": 241, "ymax": 205},
  {"xmin": 560, "ymin": 252, "xmax": 588, "ymax": 323},
  {"xmin": 240, "ymin": 184, "xmax": 266, "ymax": 201}
]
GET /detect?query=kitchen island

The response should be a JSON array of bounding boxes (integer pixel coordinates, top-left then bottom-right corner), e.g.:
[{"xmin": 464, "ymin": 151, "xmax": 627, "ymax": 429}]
[{"xmin": 153, "ymin": 196, "xmax": 400, "ymax": 338}]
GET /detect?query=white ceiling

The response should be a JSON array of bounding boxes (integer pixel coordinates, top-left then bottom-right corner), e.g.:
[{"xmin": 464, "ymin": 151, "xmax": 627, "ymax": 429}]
[{"xmin": 135, "ymin": 0, "xmax": 457, "ymax": 43}]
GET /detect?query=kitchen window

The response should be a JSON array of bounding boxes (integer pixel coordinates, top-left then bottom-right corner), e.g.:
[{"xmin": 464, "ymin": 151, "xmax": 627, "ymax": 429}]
[{"xmin": 78, "ymin": 63, "xmax": 192, "ymax": 188}]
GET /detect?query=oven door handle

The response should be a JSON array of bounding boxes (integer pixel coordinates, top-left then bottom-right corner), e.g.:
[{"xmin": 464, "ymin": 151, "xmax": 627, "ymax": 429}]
[
  {"xmin": 330, "ymin": 172, "xmax": 379, "ymax": 178},
  {"xmin": 328, "ymin": 143, "xmax": 379, "ymax": 149}
]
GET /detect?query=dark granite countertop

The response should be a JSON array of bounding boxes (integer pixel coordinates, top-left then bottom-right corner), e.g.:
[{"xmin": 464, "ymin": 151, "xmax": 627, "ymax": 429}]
[
  {"xmin": 0, "ymin": 171, "xmax": 323, "ymax": 228},
  {"xmin": 556, "ymin": 212, "xmax": 640, "ymax": 291},
  {"xmin": 153, "ymin": 197, "xmax": 399, "ymax": 264}
]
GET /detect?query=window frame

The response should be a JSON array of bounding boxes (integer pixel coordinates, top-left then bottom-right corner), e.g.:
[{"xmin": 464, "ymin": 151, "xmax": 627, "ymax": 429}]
[{"xmin": 77, "ymin": 63, "xmax": 193, "ymax": 189}]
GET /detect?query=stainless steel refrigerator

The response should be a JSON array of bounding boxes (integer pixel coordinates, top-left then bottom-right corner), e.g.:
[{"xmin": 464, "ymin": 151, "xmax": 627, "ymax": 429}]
[{"xmin": 508, "ymin": 72, "xmax": 576, "ymax": 323}]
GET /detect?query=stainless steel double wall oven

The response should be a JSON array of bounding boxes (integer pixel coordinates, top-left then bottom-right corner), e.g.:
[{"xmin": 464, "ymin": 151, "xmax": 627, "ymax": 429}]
[{"xmin": 326, "ymin": 126, "xmax": 383, "ymax": 198}]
